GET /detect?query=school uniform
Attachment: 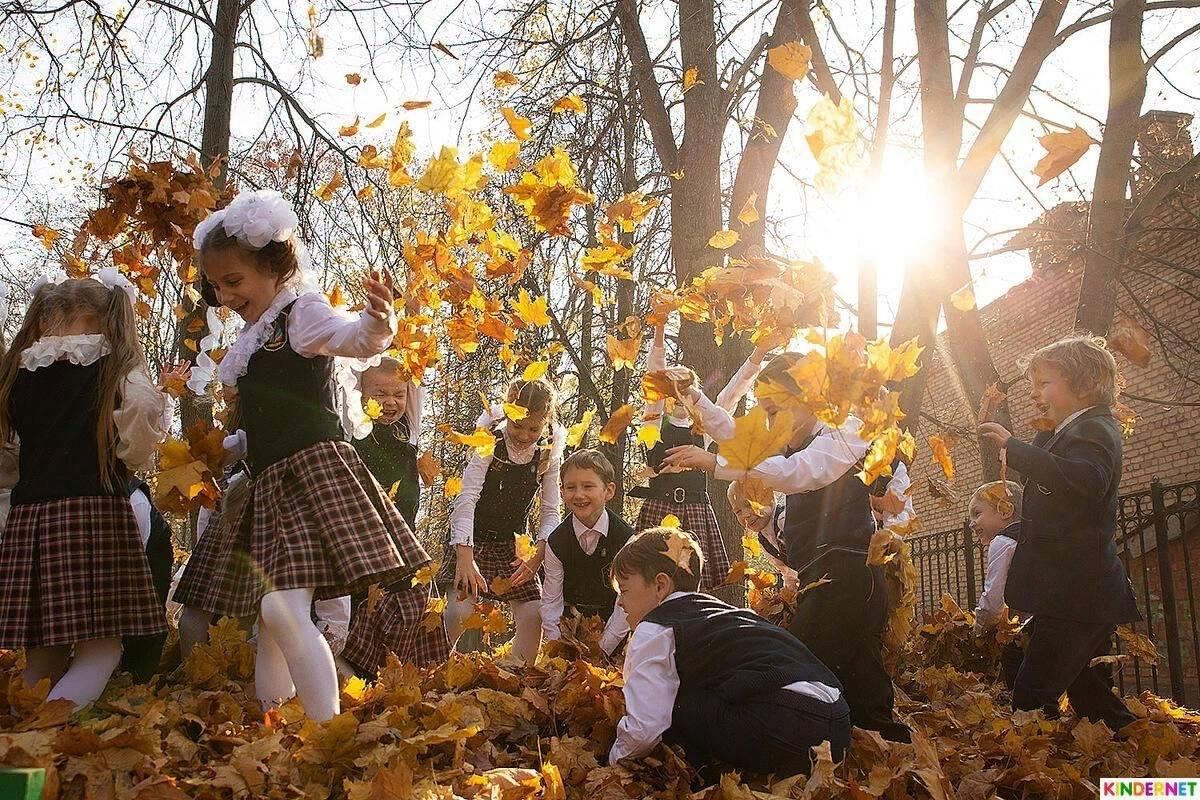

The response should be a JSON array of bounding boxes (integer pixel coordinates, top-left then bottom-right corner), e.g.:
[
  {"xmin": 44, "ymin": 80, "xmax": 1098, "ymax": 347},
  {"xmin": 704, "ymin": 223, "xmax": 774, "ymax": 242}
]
[
  {"xmin": 174, "ymin": 290, "xmax": 430, "ymax": 619},
  {"xmin": 973, "ymin": 522, "xmax": 1018, "ymax": 635},
  {"xmin": 352, "ymin": 415, "xmax": 420, "ymax": 531},
  {"xmin": 435, "ymin": 412, "xmax": 563, "ymax": 603},
  {"xmin": 610, "ymin": 592, "xmax": 849, "ymax": 776},
  {"xmin": 869, "ymin": 460, "xmax": 916, "ymax": 530},
  {"xmin": 541, "ymin": 510, "xmax": 634, "ymax": 654},
  {"xmin": 1004, "ymin": 406, "xmax": 1140, "ymax": 730},
  {"xmin": 0, "ymin": 335, "xmax": 167, "ymax": 648},
  {"xmin": 120, "ymin": 479, "xmax": 175, "ymax": 682},
  {"xmin": 697, "ymin": 395, "xmax": 910, "ymax": 742}
]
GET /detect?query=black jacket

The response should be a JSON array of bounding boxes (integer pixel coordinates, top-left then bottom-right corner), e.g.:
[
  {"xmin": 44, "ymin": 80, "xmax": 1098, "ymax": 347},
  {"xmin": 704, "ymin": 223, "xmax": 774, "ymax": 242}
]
[{"xmin": 1003, "ymin": 406, "xmax": 1139, "ymax": 624}]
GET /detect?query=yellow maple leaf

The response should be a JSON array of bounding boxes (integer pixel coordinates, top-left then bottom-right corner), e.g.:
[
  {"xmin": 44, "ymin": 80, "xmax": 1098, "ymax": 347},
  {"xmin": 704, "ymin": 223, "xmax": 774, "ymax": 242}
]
[
  {"xmin": 929, "ymin": 434, "xmax": 955, "ymax": 480},
  {"xmin": 737, "ymin": 192, "xmax": 760, "ymax": 225},
  {"xmin": 338, "ymin": 116, "xmax": 360, "ymax": 137},
  {"xmin": 364, "ymin": 398, "xmax": 383, "ymax": 420},
  {"xmin": 445, "ymin": 476, "xmax": 464, "ymax": 498},
  {"xmin": 767, "ymin": 41, "xmax": 812, "ymax": 81},
  {"xmin": 411, "ymin": 562, "xmax": 440, "ymax": 587},
  {"xmin": 708, "ymin": 229, "xmax": 739, "ymax": 249},
  {"xmin": 514, "ymin": 533, "xmax": 538, "ymax": 562},
  {"xmin": 358, "ymin": 144, "xmax": 388, "ymax": 170},
  {"xmin": 720, "ymin": 406, "xmax": 794, "ymax": 472},
  {"xmin": 605, "ymin": 191, "xmax": 660, "ymax": 233},
  {"xmin": 388, "ymin": 122, "xmax": 416, "ymax": 187},
  {"xmin": 949, "ymin": 284, "xmax": 976, "ymax": 311},
  {"xmin": 510, "ymin": 289, "xmax": 551, "ymax": 327},
  {"xmin": 742, "ymin": 533, "xmax": 763, "ymax": 558},
  {"xmin": 660, "ymin": 513, "xmax": 681, "ymax": 529},
  {"xmin": 682, "ymin": 66, "xmax": 701, "ymax": 93},
  {"xmin": 355, "ymin": 185, "xmax": 375, "ymax": 202},
  {"xmin": 501, "ymin": 106, "xmax": 532, "ymax": 141},
  {"xmin": 522, "ymin": 360, "xmax": 549, "ymax": 381},
  {"xmin": 451, "ymin": 427, "xmax": 497, "ymax": 458},
  {"xmin": 503, "ymin": 402, "xmax": 528, "ymax": 421},
  {"xmin": 599, "ymin": 404, "xmax": 635, "ymax": 444},
  {"xmin": 806, "ymin": 94, "xmax": 861, "ymax": 193},
  {"xmin": 636, "ymin": 423, "xmax": 662, "ymax": 449},
  {"xmin": 314, "ymin": 170, "xmax": 344, "ymax": 202},
  {"xmin": 606, "ymin": 333, "xmax": 641, "ymax": 371},
  {"xmin": 489, "ymin": 140, "xmax": 521, "ymax": 172},
  {"xmin": 566, "ymin": 408, "xmax": 595, "ymax": 447},
  {"xmin": 418, "ymin": 145, "xmax": 467, "ymax": 196},
  {"xmin": 1034, "ymin": 126, "xmax": 1096, "ymax": 186},
  {"xmin": 552, "ymin": 94, "xmax": 586, "ymax": 114}
]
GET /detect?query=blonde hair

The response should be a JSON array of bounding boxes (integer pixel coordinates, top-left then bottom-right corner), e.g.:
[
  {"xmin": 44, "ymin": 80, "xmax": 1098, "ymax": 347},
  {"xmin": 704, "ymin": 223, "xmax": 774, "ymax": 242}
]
[
  {"xmin": 612, "ymin": 527, "xmax": 703, "ymax": 593},
  {"xmin": 1018, "ymin": 335, "xmax": 1119, "ymax": 407},
  {"xmin": 505, "ymin": 376, "xmax": 558, "ymax": 427},
  {"xmin": 970, "ymin": 481, "xmax": 1023, "ymax": 518},
  {"xmin": 0, "ymin": 279, "xmax": 146, "ymax": 490}
]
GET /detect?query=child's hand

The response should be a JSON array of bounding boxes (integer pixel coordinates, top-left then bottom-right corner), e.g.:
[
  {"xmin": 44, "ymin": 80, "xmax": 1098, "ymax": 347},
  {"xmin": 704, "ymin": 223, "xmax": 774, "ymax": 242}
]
[
  {"xmin": 160, "ymin": 362, "xmax": 191, "ymax": 398},
  {"xmin": 363, "ymin": 270, "xmax": 396, "ymax": 324},
  {"xmin": 510, "ymin": 540, "xmax": 546, "ymax": 586},
  {"xmin": 662, "ymin": 444, "xmax": 717, "ymax": 473},
  {"xmin": 978, "ymin": 422, "xmax": 1013, "ymax": 448},
  {"xmin": 751, "ymin": 328, "xmax": 789, "ymax": 364},
  {"xmin": 454, "ymin": 545, "xmax": 487, "ymax": 597}
]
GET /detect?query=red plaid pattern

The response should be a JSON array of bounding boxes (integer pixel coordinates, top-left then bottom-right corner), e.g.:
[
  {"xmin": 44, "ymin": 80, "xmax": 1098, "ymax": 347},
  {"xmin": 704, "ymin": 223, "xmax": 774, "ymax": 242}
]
[
  {"xmin": 0, "ymin": 497, "xmax": 165, "ymax": 648},
  {"xmin": 435, "ymin": 539, "xmax": 542, "ymax": 603},
  {"xmin": 341, "ymin": 583, "xmax": 450, "ymax": 674},
  {"xmin": 636, "ymin": 498, "xmax": 732, "ymax": 592},
  {"xmin": 175, "ymin": 441, "xmax": 431, "ymax": 618}
]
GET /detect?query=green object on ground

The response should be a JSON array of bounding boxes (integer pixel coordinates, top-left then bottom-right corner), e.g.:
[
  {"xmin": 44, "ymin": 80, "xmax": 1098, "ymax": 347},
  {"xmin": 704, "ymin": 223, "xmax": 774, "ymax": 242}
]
[{"xmin": 0, "ymin": 767, "xmax": 46, "ymax": 800}]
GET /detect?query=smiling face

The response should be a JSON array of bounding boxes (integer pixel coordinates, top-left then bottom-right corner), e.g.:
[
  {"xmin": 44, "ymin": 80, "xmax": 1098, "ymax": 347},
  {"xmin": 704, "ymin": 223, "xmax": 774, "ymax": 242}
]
[
  {"xmin": 968, "ymin": 496, "xmax": 1012, "ymax": 547},
  {"xmin": 561, "ymin": 464, "xmax": 615, "ymax": 528},
  {"xmin": 362, "ymin": 367, "xmax": 409, "ymax": 425},
  {"xmin": 507, "ymin": 406, "xmax": 550, "ymax": 449},
  {"xmin": 1029, "ymin": 362, "xmax": 1091, "ymax": 426},
  {"xmin": 201, "ymin": 248, "xmax": 286, "ymax": 323}
]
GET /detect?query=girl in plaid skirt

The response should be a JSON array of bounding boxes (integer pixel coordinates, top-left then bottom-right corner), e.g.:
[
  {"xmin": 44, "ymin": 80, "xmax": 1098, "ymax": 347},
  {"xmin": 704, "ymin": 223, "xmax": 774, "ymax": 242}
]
[
  {"xmin": 337, "ymin": 358, "xmax": 449, "ymax": 676},
  {"xmin": 436, "ymin": 377, "xmax": 564, "ymax": 664},
  {"xmin": 173, "ymin": 190, "xmax": 432, "ymax": 722},
  {"xmin": 0, "ymin": 276, "xmax": 172, "ymax": 708}
]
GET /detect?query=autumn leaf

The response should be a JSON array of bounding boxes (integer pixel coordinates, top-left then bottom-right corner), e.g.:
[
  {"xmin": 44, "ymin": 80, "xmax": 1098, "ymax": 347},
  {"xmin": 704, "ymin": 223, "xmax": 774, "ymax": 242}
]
[
  {"xmin": 501, "ymin": 106, "xmax": 532, "ymax": 141},
  {"xmin": 767, "ymin": 41, "xmax": 812, "ymax": 81},
  {"xmin": 493, "ymin": 70, "xmax": 519, "ymax": 89},
  {"xmin": 707, "ymin": 229, "xmax": 739, "ymax": 250},
  {"xmin": 326, "ymin": 284, "xmax": 345, "ymax": 307},
  {"xmin": 402, "ymin": 100, "xmax": 432, "ymax": 111},
  {"xmin": 660, "ymin": 513, "xmax": 681, "ymax": 529},
  {"xmin": 339, "ymin": 116, "xmax": 360, "ymax": 137},
  {"xmin": 636, "ymin": 423, "xmax": 661, "ymax": 449},
  {"xmin": 364, "ymin": 398, "xmax": 383, "ymax": 421},
  {"xmin": 489, "ymin": 140, "xmax": 521, "ymax": 172},
  {"xmin": 1034, "ymin": 126, "xmax": 1097, "ymax": 186},
  {"xmin": 977, "ymin": 382, "xmax": 1006, "ymax": 424},
  {"xmin": 365, "ymin": 113, "xmax": 387, "ymax": 128},
  {"xmin": 929, "ymin": 434, "xmax": 955, "ymax": 480},
  {"xmin": 682, "ymin": 66, "xmax": 701, "ymax": 93},
  {"xmin": 522, "ymin": 361, "xmax": 549, "ymax": 381},
  {"xmin": 314, "ymin": 170, "xmax": 345, "ymax": 202},
  {"xmin": 503, "ymin": 402, "xmax": 528, "ymax": 421},
  {"xmin": 598, "ymin": 404, "xmax": 635, "ymax": 444},
  {"xmin": 445, "ymin": 476, "xmax": 464, "ymax": 498},
  {"xmin": 1116, "ymin": 625, "xmax": 1160, "ymax": 665},
  {"xmin": 605, "ymin": 192, "xmax": 660, "ymax": 232},
  {"xmin": 566, "ymin": 409, "xmax": 595, "ymax": 447},
  {"xmin": 510, "ymin": 289, "xmax": 551, "ymax": 327},
  {"xmin": 388, "ymin": 122, "xmax": 416, "ymax": 187},
  {"xmin": 663, "ymin": 529, "xmax": 696, "ymax": 574},
  {"xmin": 552, "ymin": 94, "xmax": 586, "ymax": 114},
  {"xmin": 418, "ymin": 146, "xmax": 467, "ymax": 196},
  {"xmin": 514, "ymin": 533, "xmax": 538, "ymax": 562},
  {"xmin": 31, "ymin": 225, "xmax": 60, "ymax": 250},
  {"xmin": 719, "ymin": 406, "xmax": 794, "ymax": 472},
  {"xmin": 605, "ymin": 333, "xmax": 641, "ymax": 371},
  {"xmin": 806, "ymin": 94, "xmax": 861, "ymax": 193},
  {"xmin": 1109, "ymin": 313, "xmax": 1151, "ymax": 367},
  {"xmin": 949, "ymin": 284, "xmax": 975, "ymax": 311},
  {"xmin": 736, "ymin": 192, "xmax": 760, "ymax": 225},
  {"xmin": 451, "ymin": 428, "xmax": 497, "ymax": 458},
  {"xmin": 345, "ymin": 73, "xmax": 362, "ymax": 85}
]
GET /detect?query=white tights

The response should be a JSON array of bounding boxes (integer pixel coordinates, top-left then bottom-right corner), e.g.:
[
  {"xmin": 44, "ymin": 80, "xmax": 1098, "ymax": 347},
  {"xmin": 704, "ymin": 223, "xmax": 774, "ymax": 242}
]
[
  {"xmin": 254, "ymin": 588, "xmax": 339, "ymax": 722},
  {"xmin": 23, "ymin": 637, "xmax": 123, "ymax": 708},
  {"xmin": 443, "ymin": 596, "xmax": 542, "ymax": 664}
]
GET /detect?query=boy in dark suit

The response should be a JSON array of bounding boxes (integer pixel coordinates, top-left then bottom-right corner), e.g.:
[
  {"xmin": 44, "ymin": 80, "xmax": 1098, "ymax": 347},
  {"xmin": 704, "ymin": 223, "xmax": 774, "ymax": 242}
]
[
  {"xmin": 608, "ymin": 527, "xmax": 849, "ymax": 776},
  {"xmin": 979, "ymin": 335, "xmax": 1140, "ymax": 732},
  {"xmin": 540, "ymin": 449, "xmax": 635, "ymax": 657}
]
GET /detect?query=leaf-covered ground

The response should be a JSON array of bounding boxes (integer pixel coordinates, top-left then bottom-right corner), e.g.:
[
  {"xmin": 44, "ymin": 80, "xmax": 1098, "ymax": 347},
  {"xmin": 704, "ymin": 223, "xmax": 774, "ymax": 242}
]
[{"xmin": 0, "ymin": 603, "xmax": 1196, "ymax": 800}]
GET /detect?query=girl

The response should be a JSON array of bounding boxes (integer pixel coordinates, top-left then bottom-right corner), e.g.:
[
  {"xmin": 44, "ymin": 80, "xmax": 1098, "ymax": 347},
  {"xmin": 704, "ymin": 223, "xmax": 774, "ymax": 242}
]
[
  {"xmin": 173, "ymin": 190, "xmax": 431, "ymax": 721},
  {"xmin": 436, "ymin": 377, "xmax": 564, "ymax": 664},
  {"xmin": 338, "ymin": 358, "xmax": 449, "ymax": 676},
  {"xmin": 0, "ymin": 276, "xmax": 171, "ymax": 708}
]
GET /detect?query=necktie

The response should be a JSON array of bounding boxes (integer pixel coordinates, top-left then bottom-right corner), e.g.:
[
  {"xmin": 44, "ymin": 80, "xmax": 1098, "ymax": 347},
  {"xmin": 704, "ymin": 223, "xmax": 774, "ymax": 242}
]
[{"xmin": 580, "ymin": 529, "xmax": 601, "ymax": 555}]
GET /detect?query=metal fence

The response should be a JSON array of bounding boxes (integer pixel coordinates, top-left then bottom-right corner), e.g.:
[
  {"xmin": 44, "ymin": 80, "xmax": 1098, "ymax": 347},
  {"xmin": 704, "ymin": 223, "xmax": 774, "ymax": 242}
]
[{"xmin": 910, "ymin": 478, "xmax": 1200, "ymax": 707}]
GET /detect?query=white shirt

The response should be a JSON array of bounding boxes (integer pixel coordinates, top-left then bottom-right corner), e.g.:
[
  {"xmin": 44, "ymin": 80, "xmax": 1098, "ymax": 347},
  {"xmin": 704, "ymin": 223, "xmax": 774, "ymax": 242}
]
[
  {"xmin": 314, "ymin": 596, "xmax": 352, "ymax": 655},
  {"xmin": 540, "ymin": 510, "xmax": 630, "ymax": 654},
  {"xmin": 1053, "ymin": 406, "xmax": 1096, "ymax": 435},
  {"xmin": 449, "ymin": 408, "xmax": 564, "ymax": 546},
  {"xmin": 609, "ymin": 591, "xmax": 841, "ymax": 764},
  {"xmin": 876, "ymin": 460, "xmax": 916, "ymax": 530},
  {"xmin": 643, "ymin": 343, "xmax": 760, "ymax": 445},
  {"xmin": 974, "ymin": 532, "xmax": 1018, "ymax": 634}
]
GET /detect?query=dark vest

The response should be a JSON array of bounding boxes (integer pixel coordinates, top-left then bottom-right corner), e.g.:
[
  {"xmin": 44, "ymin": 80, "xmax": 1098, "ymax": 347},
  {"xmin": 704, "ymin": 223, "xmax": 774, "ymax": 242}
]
[
  {"xmin": 353, "ymin": 417, "xmax": 419, "ymax": 529},
  {"xmin": 547, "ymin": 513, "xmax": 635, "ymax": 616},
  {"xmin": 10, "ymin": 358, "xmax": 127, "ymax": 504},
  {"xmin": 757, "ymin": 506, "xmax": 786, "ymax": 563},
  {"xmin": 781, "ymin": 432, "xmax": 875, "ymax": 576},
  {"xmin": 645, "ymin": 593, "xmax": 841, "ymax": 705},
  {"xmin": 473, "ymin": 432, "xmax": 541, "ymax": 543},
  {"xmin": 629, "ymin": 421, "xmax": 707, "ymax": 502},
  {"xmin": 237, "ymin": 301, "xmax": 345, "ymax": 472}
]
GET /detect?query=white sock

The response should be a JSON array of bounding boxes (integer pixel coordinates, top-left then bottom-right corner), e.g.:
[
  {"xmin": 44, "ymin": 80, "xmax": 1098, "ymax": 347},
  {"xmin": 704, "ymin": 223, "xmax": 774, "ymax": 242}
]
[
  {"xmin": 443, "ymin": 594, "xmax": 476, "ymax": 652},
  {"xmin": 509, "ymin": 600, "xmax": 543, "ymax": 664},
  {"xmin": 258, "ymin": 588, "xmax": 339, "ymax": 722},
  {"xmin": 47, "ymin": 638, "xmax": 122, "ymax": 708},
  {"xmin": 254, "ymin": 616, "xmax": 296, "ymax": 708},
  {"xmin": 23, "ymin": 645, "xmax": 70, "ymax": 688}
]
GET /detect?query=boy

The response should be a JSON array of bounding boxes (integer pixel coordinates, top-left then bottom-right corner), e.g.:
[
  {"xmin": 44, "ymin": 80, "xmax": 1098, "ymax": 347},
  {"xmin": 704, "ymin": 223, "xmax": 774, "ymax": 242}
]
[
  {"xmin": 541, "ymin": 449, "xmax": 634, "ymax": 657},
  {"xmin": 609, "ymin": 528, "xmax": 849, "ymax": 776},
  {"xmin": 727, "ymin": 481, "xmax": 797, "ymax": 591},
  {"xmin": 967, "ymin": 480, "xmax": 1022, "ymax": 635},
  {"xmin": 979, "ymin": 335, "xmax": 1140, "ymax": 731}
]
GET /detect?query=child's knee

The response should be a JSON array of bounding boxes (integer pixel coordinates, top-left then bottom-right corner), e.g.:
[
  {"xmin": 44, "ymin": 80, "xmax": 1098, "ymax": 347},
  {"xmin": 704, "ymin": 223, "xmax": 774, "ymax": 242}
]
[{"xmin": 259, "ymin": 590, "xmax": 311, "ymax": 633}]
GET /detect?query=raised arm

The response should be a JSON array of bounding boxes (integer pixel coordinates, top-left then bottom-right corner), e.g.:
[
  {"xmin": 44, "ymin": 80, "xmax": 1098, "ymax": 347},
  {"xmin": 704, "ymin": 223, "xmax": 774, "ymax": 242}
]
[
  {"xmin": 288, "ymin": 291, "xmax": 396, "ymax": 359},
  {"xmin": 714, "ymin": 419, "xmax": 869, "ymax": 494}
]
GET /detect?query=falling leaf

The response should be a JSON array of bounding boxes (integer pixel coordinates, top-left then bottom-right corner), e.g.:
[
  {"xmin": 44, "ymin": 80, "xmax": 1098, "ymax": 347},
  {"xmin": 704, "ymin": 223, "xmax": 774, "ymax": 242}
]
[
  {"xmin": 736, "ymin": 192, "xmax": 760, "ymax": 225},
  {"xmin": 660, "ymin": 514, "xmax": 681, "ymax": 529},
  {"xmin": 510, "ymin": 289, "xmax": 551, "ymax": 327},
  {"xmin": 1033, "ymin": 126, "xmax": 1097, "ymax": 186},
  {"xmin": 493, "ymin": 70, "xmax": 519, "ymax": 88},
  {"xmin": 501, "ymin": 106, "xmax": 532, "ymax": 141},
  {"xmin": 314, "ymin": 170, "xmax": 345, "ymax": 202},
  {"xmin": 949, "ymin": 284, "xmax": 976, "ymax": 311},
  {"xmin": 431, "ymin": 41, "xmax": 457, "ymax": 59},
  {"xmin": 326, "ymin": 284, "xmax": 345, "ymax": 307},
  {"xmin": 636, "ymin": 423, "xmax": 661, "ymax": 449},
  {"xmin": 402, "ymin": 100, "xmax": 432, "ymax": 111},
  {"xmin": 719, "ymin": 406, "xmax": 794, "ymax": 472},
  {"xmin": 365, "ymin": 113, "xmax": 387, "ymax": 128},
  {"xmin": 605, "ymin": 333, "xmax": 641, "ymax": 371},
  {"xmin": 365, "ymin": 398, "xmax": 383, "ymax": 420},
  {"xmin": 977, "ymin": 382, "xmax": 1006, "ymax": 424},
  {"xmin": 767, "ymin": 41, "xmax": 812, "ymax": 81},
  {"xmin": 417, "ymin": 452, "xmax": 441, "ymax": 485},
  {"xmin": 566, "ymin": 408, "xmax": 595, "ymax": 447},
  {"xmin": 806, "ymin": 94, "xmax": 861, "ymax": 193},
  {"xmin": 605, "ymin": 192, "xmax": 660, "ymax": 232},
  {"xmin": 345, "ymin": 73, "xmax": 362, "ymax": 85},
  {"xmin": 445, "ymin": 476, "xmax": 464, "ymax": 498},
  {"xmin": 522, "ymin": 361, "xmax": 549, "ymax": 381},
  {"xmin": 663, "ymin": 530, "xmax": 696, "ymax": 574},
  {"xmin": 707, "ymin": 229, "xmax": 739, "ymax": 250},
  {"xmin": 489, "ymin": 140, "xmax": 521, "ymax": 172},
  {"xmin": 411, "ymin": 562, "xmax": 439, "ymax": 587},
  {"xmin": 1109, "ymin": 313, "xmax": 1151, "ymax": 367},
  {"xmin": 356, "ymin": 185, "xmax": 375, "ymax": 201},
  {"xmin": 503, "ymin": 402, "xmax": 528, "ymax": 421},
  {"xmin": 451, "ymin": 428, "xmax": 497, "ymax": 458},
  {"xmin": 682, "ymin": 66, "xmax": 701, "ymax": 93},
  {"xmin": 552, "ymin": 94, "xmax": 586, "ymax": 114},
  {"xmin": 598, "ymin": 404, "xmax": 635, "ymax": 444},
  {"xmin": 31, "ymin": 225, "xmax": 60, "ymax": 250},
  {"xmin": 1116, "ymin": 625, "xmax": 1160, "ymax": 665},
  {"xmin": 929, "ymin": 434, "xmax": 955, "ymax": 480}
]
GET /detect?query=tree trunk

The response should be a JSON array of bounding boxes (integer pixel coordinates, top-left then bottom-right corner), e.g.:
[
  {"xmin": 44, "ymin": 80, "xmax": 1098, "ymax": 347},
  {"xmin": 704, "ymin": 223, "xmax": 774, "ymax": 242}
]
[{"xmin": 1075, "ymin": 0, "xmax": 1147, "ymax": 335}]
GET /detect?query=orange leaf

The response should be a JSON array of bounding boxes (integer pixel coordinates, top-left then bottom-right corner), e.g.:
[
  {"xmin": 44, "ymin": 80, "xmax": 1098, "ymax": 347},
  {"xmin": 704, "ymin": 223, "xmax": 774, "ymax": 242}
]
[
  {"xmin": 598, "ymin": 404, "xmax": 635, "ymax": 444},
  {"xmin": 682, "ymin": 66, "xmax": 701, "ymax": 93},
  {"xmin": 1108, "ymin": 313, "xmax": 1151, "ymax": 367},
  {"xmin": 1033, "ymin": 126, "xmax": 1097, "ymax": 186},
  {"xmin": 31, "ymin": 225, "xmax": 61, "ymax": 250},
  {"xmin": 929, "ymin": 434, "xmax": 955, "ymax": 480},
  {"xmin": 339, "ymin": 116, "xmax": 360, "ymax": 137},
  {"xmin": 345, "ymin": 73, "xmax": 362, "ymax": 85},
  {"xmin": 501, "ymin": 106, "xmax": 532, "ymax": 141},
  {"xmin": 767, "ymin": 41, "xmax": 812, "ymax": 81},
  {"xmin": 605, "ymin": 333, "xmax": 641, "ymax": 371},
  {"xmin": 403, "ymin": 100, "xmax": 432, "ymax": 110}
]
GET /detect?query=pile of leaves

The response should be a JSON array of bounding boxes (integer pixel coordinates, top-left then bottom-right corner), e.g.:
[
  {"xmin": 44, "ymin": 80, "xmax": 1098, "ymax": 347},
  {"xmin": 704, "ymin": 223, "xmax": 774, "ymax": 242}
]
[{"xmin": 1, "ymin": 607, "xmax": 1196, "ymax": 800}]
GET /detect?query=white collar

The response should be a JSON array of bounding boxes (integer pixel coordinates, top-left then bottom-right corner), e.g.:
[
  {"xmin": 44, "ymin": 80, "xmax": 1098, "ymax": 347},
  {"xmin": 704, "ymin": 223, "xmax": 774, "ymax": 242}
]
[
  {"xmin": 1054, "ymin": 406, "xmax": 1095, "ymax": 434},
  {"xmin": 20, "ymin": 334, "xmax": 111, "ymax": 371},
  {"xmin": 218, "ymin": 288, "xmax": 299, "ymax": 386},
  {"xmin": 572, "ymin": 509, "xmax": 609, "ymax": 538}
]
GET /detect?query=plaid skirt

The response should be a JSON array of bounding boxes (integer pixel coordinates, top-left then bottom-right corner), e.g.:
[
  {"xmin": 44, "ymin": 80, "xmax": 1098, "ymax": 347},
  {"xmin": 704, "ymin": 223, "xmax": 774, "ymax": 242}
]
[
  {"xmin": 636, "ymin": 499, "xmax": 732, "ymax": 592},
  {"xmin": 435, "ymin": 539, "xmax": 541, "ymax": 603},
  {"xmin": 341, "ymin": 583, "xmax": 450, "ymax": 674},
  {"xmin": 0, "ymin": 496, "xmax": 166, "ymax": 648},
  {"xmin": 174, "ymin": 441, "xmax": 430, "ymax": 619}
]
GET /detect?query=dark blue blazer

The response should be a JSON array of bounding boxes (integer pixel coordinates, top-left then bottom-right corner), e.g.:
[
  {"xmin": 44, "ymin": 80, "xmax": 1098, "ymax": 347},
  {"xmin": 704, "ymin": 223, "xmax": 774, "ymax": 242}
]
[{"xmin": 1003, "ymin": 406, "xmax": 1140, "ymax": 624}]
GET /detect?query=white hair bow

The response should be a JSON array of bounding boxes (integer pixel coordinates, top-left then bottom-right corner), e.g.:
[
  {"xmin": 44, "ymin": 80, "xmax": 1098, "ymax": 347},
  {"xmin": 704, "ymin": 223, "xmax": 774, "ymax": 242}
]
[{"xmin": 95, "ymin": 266, "xmax": 138, "ymax": 304}]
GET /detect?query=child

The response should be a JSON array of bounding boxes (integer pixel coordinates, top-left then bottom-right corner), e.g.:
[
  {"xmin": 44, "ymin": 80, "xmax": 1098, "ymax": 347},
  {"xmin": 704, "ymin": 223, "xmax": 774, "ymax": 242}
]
[
  {"xmin": 967, "ymin": 480, "xmax": 1021, "ymax": 636},
  {"xmin": 663, "ymin": 352, "xmax": 910, "ymax": 742},
  {"xmin": 436, "ymin": 377, "xmax": 564, "ymax": 664},
  {"xmin": 173, "ymin": 190, "xmax": 431, "ymax": 722},
  {"xmin": 0, "ymin": 276, "xmax": 171, "ymax": 707},
  {"xmin": 609, "ymin": 528, "xmax": 849, "ymax": 776},
  {"xmin": 121, "ymin": 478, "xmax": 176, "ymax": 682},
  {"xmin": 727, "ymin": 481, "xmax": 797, "ymax": 591},
  {"xmin": 979, "ymin": 335, "xmax": 1140, "ymax": 731},
  {"xmin": 352, "ymin": 357, "xmax": 424, "ymax": 530},
  {"xmin": 541, "ymin": 449, "xmax": 634, "ymax": 657},
  {"xmin": 627, "ymin": 324, "xmax": 774, "ymax": 590},
  {"xmin": 338, "ymin": 360, "xmax": 449, "ymax": 676}
]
